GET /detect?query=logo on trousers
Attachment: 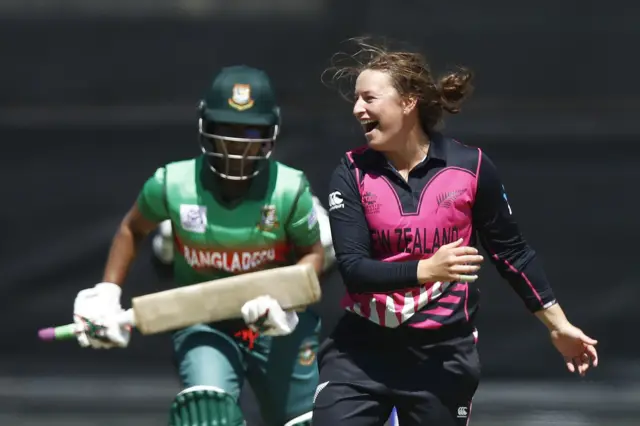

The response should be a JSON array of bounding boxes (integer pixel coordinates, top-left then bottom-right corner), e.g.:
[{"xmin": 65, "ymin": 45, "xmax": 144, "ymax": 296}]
[{"xmin": 298, "ymin": 343, "xmax": 316, "ymax": 366}]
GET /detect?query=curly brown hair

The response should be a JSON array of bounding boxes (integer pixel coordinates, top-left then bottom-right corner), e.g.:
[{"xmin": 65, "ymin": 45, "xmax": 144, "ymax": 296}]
[{"xmin": 323, "ymin": 36, "xmax": 474, "ymax": 132}]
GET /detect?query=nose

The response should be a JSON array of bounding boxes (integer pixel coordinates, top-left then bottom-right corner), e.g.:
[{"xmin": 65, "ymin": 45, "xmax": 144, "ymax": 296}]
[
  {"xmin": 227, "ymin": 141, "xmax": 247, "ymax": 155},
  {"xmin": 353, "ymin": 97, "xmax": 366, "ymax": 118}
]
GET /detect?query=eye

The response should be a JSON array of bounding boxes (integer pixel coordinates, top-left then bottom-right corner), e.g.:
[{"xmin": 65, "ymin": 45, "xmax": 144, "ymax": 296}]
[
  {"xmin": 244, "ymin": 129, "xmax": 262, "ymax": 138},
  {"xmin": 355, "ymin": 94, "xmax": 375, "ymax": 103}
]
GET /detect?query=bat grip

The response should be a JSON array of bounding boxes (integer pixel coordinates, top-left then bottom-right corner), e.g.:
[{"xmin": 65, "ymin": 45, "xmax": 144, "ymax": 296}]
[{"xmin": 38, "ymin": 309, "xmax": 135, "ymax": 342}]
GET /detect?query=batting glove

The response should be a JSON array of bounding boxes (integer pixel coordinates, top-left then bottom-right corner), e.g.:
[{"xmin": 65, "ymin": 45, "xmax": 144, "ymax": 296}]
[
  {"xmin": 241, "ymin": 295, "xmax": 299, "ymax": 336},
  {"xmin": 73, "ymin": 282, "xmax": 131, "ymax": 349}
]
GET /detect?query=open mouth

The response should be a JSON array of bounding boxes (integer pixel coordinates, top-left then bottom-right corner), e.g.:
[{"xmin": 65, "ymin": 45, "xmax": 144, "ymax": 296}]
[{"xmin": 360, "ymin": 119, "xmax": 379, "ymax": 134}]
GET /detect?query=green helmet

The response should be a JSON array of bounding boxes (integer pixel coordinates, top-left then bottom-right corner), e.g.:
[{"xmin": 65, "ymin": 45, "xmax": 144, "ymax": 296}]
[{"xmin": 197, "ymin": 65, "xmax": 281, "ymax": 180}]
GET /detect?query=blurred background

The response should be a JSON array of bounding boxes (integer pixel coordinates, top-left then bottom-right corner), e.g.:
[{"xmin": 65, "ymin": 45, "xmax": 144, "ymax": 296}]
[{"xmin": 2, "ymin": 1, "xmax": 639, "ymax": 425}]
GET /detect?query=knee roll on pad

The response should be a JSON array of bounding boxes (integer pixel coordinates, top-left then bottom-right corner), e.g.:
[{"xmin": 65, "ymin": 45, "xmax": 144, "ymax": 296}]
[
  {"xmin": 168, "ymin": 385, "xmax": 245, "ymax": 426},
  {"xmin": 283, "ymin": 411, "xmax": 312, "ymax": 426}
]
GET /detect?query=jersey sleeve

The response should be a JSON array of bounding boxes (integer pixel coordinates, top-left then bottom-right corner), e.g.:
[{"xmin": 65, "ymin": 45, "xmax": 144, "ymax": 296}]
[
  {"xmin": 285, "ymin": 175, "xmax": 321, "ymax": 248},
  {"xmin": 313, "ymin": 195, "xmax": 337, "ymax": 272},
  {"xmin": 472, "ymin": 151, "xmax": 557, "ymax": 313},
  {"xmin": 329, "ymin": 159, "xmax": 420, "ymax": 294},
  {"xmin": 136, "ymin": 167, "xmax": 170, "ymax": 223}
]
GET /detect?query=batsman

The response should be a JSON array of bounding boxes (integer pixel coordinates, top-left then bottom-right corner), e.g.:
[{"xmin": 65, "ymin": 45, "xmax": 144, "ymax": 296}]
[{"xmin": 72, "ymin": 65, "xmax": 327, "ymax": 426}]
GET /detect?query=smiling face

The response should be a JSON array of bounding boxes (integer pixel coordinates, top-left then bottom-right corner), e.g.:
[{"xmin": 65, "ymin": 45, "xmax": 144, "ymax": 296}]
[{"xmin": 353, "ymin": 69, "xmax": 414, "ymax": 151}]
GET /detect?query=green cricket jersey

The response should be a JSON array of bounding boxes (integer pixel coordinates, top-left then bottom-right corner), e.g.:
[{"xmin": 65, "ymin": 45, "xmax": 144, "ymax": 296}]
[{"xmin": 137, "ymin": 156, "xmax": 321, "ymax": 286}]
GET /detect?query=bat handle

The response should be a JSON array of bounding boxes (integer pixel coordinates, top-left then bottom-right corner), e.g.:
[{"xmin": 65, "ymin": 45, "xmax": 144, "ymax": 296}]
[{"xmin": 38, "ymin": 309, "xmax": 135, "ymax": 342}]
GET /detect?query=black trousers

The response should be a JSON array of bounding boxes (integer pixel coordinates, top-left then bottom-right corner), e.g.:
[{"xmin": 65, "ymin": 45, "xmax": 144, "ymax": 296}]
[{"xmin": 312, "ymin": 313, "xmax": 481, "ymax": 426}]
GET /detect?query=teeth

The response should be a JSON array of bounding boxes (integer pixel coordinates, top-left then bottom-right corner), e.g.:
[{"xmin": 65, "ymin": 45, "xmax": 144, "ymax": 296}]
[{"xmin": 360, "ymin": 119, "xmax": 376, "ymax": 124}]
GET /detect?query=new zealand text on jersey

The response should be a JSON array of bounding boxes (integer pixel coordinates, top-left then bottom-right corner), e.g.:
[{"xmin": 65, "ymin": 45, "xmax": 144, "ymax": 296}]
[
  {"xmin": 182, "ymin": 245, "xmax": 286, "ymax": 273},
  {"xmin": 371, "ymin": 226, "xmax": 460, "ymax": 255}
]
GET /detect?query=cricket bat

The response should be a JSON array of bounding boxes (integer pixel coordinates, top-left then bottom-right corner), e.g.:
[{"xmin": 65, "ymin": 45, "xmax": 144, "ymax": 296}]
[{"xmin": 38, "ymin": 263, "xmax": 321, "ymax": 342}]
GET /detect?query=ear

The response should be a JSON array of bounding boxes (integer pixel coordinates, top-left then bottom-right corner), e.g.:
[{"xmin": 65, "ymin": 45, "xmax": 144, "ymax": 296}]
[{"xmin": 402, "ymin": 96, "xmax": 418, "ymax": 115}]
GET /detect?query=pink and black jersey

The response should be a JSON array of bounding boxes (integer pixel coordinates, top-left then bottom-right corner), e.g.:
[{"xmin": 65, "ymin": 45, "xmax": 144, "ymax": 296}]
[{"xmin": 328, "ymin": 133, "xmax": 556, "ymax": 333}]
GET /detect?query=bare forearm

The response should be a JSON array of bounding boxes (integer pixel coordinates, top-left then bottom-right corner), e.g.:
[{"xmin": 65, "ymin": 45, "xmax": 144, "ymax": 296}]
[
  {"xmin": 534, "ymin": 303, "xmax": 570, "ymax": 331},
  {"xmin": 296, "ymin": 243, "xmax": 325, "ymax": 277},
  {"xmin": 102, "ymin": 224, "xmax": 147, "ymax": 285}
]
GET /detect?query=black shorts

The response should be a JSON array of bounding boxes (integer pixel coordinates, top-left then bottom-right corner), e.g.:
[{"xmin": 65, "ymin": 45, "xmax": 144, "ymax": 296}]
[{"xmin": 312, "ymin": 313, "xmax": 481, "ymax": 426}]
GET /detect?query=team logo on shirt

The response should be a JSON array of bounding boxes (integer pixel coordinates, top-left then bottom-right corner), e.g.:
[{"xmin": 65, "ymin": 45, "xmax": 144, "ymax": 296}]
[
  {"xmin": 298, "ymin": 343, "xmax": 316, "ymax": 366},
  {"xmin": 436, "ymin": 189, "xmax": 466, "ymax": 211},
  {"xmin": 257, "ymin": 205, "xmax": 280, "ymax": 231},
  {"xmin": 228, "ymin": 83, "xmax": 254, "ymax": 111}
]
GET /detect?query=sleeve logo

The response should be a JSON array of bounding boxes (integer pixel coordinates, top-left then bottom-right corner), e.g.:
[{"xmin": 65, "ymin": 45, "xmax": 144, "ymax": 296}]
[
  {"xmin": 307, "ymin": 208, "xmax": 318, "ymax": 230},
  {"xmin": 328, "ymin": 191, "xmax": 344, "ymax": 212}
]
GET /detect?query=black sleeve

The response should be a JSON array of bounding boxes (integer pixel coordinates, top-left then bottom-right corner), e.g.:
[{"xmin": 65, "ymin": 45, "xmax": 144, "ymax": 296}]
[
  {"xmin": 473, "ymin": 151, "xmax": 557, "ymax": 313},
  {"xmin": 328, "ymin": 159, "xmax": 420, "ymax": 293}
]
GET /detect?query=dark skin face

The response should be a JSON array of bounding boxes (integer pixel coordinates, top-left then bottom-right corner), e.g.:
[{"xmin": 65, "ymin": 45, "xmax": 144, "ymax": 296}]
[{"xmin": 206, "ymin": 123, "xmax": 271, "ymax": 201}]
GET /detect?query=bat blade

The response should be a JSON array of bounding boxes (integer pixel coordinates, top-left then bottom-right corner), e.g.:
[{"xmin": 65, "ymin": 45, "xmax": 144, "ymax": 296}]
[{"xmin": 132, "ymin": 263, "xmax": 321, "ymax": 335}]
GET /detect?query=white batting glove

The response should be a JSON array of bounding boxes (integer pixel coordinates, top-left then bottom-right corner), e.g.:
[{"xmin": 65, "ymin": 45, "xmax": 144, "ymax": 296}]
[
  {"xmin": 73, "ymin": 282, "xmax": 131, "ymax": 349},
  {"xmin": 241, "ymin": 295, "xmax": 299, "ymax": 336},
  {"xmin": 152, "ymin": 220, "xmax": 174, "ymax": 264}
]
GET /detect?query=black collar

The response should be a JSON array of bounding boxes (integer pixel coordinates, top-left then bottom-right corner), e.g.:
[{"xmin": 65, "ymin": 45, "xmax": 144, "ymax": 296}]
[{"xmin": 426, "ymin": 131, "xmax": 447, "ymax": 163}]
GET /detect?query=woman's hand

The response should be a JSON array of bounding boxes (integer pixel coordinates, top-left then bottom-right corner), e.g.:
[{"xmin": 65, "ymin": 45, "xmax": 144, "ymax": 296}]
[
  {"xmin": 417, "ymin": 238, "xmax": 484, "ymax": 283},
  {"xmin": 550, "ymin": 324, "xmax": 599, "ymax": 376},
  {"xmin": 535, "ymin": 303, "xmax": 599, "ymax": 377}
]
